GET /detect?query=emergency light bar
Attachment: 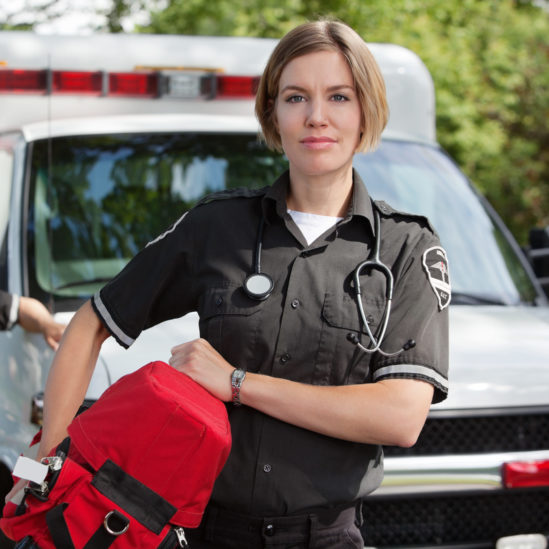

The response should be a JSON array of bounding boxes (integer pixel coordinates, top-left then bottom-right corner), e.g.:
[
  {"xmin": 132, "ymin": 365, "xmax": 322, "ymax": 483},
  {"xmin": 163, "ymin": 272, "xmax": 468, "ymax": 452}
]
[{"xmin": 0, "ymin": 68, "xmax": 259, "ymax": 99}]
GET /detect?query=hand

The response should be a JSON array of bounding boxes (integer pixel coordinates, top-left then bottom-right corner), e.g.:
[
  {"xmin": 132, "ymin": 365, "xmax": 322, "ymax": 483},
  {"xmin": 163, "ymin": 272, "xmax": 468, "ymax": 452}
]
[
  {"xmin": 17, "ymin": 296, "xmax": 66, "ymax": 351},
  {"xmin": 42, "ymin": 320, "xmax": 66, "ymax": 351},
  {"xmin": 169, "ymin": 338, "xmax": 235, "ymax": 401}
]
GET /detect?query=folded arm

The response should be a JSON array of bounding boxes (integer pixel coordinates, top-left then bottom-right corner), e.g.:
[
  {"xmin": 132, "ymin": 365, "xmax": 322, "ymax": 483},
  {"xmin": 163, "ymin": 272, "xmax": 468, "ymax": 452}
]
[{"xmin": 169, "ymin": 338, "xmax": 434, "ymax": 447}]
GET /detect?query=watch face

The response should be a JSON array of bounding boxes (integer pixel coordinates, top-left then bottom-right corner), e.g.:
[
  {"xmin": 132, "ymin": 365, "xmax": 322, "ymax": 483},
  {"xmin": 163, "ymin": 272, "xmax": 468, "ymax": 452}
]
[
  {"xmin": 231, "ymin": 369, "xmax": 246, "ymax": 405},
  {"xmin": 232, "ymin": 369, "xmax": 245, "ymax": 384}
]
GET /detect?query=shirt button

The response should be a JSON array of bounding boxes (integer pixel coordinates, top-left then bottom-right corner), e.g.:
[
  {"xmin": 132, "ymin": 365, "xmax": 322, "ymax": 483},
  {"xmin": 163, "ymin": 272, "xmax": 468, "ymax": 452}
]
[
  {"xmin": 279, "ymin": 353, "xmax": 291, "ymax": 364},
  {"xmin": 264, "ymin": 523, "xmax": 275, "ymax": 537},
  {"xmin": 291, "ymin": 299, "xmax": 300, "ymax": 309},
  {"xmin": 263, "ymin": 464, "xmax": 272, "ymax": 473},
  {"xmin": 366, "ymin": 314, "xmax": 375, "ymax": 324}
]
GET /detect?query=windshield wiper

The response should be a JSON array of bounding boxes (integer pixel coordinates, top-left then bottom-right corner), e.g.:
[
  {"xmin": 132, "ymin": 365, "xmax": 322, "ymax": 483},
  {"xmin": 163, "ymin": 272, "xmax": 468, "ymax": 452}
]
[
  {"xmin": 451, "ymin": 292, "xmax": 508, "ymax": 306},
  {"xmin": 55, "ymin": 277, "xmax": 112, "ymax": 291}
]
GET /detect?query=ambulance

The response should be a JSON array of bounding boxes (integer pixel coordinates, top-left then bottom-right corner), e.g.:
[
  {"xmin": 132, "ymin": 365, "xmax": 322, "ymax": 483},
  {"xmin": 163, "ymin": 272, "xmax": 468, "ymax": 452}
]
[{"xmin": 1, "ymin": 31, "xmax": 548, "ymax": 548}]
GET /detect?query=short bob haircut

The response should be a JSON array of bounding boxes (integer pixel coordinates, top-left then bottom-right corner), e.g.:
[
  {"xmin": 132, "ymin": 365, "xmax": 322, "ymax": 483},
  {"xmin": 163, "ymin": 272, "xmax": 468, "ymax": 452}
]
[{"xmin": 255, "ymin": 19, "xmax": 389, "ymax": 153}]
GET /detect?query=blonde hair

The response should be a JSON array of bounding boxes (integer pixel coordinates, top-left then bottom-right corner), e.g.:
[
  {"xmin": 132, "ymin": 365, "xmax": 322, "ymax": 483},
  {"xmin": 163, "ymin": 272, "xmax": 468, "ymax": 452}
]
[{"xmin": 255, "ymin": 19, "xmax": 389, "ymax": 153}]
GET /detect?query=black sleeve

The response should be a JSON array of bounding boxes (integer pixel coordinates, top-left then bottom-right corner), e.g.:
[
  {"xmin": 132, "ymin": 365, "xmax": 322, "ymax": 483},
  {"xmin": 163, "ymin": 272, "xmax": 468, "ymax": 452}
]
[
  {"xmin": 91, "ymin": 211, "xmax": 198, "ymax": 348},
  {"xmin": 371, "ymin": 232, "xmax": 451, "ymax": 404},
  {"xmin": 0, "ymin": 290, "xmax": 19, "ymax": 331}
]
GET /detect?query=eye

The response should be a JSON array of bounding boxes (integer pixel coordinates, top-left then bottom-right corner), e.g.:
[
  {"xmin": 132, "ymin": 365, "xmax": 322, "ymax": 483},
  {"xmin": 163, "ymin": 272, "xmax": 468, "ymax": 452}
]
[
  {"xmin": 285, "ymin": 95, "xmax": 306, "ymax": 103},
  {"xmin": 331, "ymin": 94, "xmax": 349, "ymax": 102}
]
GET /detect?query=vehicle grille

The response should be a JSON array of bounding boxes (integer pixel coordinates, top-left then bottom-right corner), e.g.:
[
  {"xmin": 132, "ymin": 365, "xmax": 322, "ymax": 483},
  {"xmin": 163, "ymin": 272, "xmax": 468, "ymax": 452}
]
[
  {"xmin": 362, "ymin": 489, "xmax": 549, "ymax": 547},
  {"xmin": 384, "ymin": 408, "xmax": 549, "ymax": 456}
]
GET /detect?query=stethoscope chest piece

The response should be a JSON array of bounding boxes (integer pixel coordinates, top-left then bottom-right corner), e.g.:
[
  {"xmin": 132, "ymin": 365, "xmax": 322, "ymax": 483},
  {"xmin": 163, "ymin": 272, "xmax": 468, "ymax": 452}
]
[{"xmin": 243, "ymin": 273, "xmax": 274, "ymax": 301}]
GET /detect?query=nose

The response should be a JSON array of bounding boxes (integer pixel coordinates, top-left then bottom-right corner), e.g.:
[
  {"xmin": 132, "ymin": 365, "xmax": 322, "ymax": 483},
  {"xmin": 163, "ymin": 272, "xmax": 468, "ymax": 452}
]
[{"xmin": 306, "ymin": 98, "xmax": 328, "ymax": 127}]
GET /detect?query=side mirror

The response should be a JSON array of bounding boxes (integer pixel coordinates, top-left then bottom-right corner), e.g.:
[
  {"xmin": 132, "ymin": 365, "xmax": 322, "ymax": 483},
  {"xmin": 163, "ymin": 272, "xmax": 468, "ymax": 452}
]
[{"xmin": 527, "ymin": 226, "xmax": 549, "ymax": 297}]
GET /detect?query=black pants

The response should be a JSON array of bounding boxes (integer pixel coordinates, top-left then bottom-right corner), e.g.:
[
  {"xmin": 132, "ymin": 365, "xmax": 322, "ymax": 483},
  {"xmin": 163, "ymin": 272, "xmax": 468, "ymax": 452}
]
[
  {"xmin": 12, "ymin": 506, "xmax": 364, "ymax": 549},
  {"xmin": 185, "ymin": 503, "xmax": 365, "ymax": 549}
]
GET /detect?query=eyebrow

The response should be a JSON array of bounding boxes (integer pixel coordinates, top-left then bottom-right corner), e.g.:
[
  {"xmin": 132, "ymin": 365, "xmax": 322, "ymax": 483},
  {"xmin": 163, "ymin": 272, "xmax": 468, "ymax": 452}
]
[{"xmin": 280, "ymin": 84, "xmax": 355, "ymax": 94}]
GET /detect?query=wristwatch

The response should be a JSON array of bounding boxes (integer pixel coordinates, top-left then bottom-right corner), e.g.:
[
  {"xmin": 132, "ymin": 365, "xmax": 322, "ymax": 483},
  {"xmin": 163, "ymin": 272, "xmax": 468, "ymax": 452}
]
[{"xmin": 231, "ymin": 369, "xmax": 246, "ymax": 406}]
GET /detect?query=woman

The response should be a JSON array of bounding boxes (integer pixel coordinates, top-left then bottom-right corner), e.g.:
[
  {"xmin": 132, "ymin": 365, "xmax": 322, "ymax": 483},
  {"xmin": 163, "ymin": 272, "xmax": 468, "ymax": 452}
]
[{"xmin": 10, "ymin": 19, "xmax": 449, "ymax": 549}]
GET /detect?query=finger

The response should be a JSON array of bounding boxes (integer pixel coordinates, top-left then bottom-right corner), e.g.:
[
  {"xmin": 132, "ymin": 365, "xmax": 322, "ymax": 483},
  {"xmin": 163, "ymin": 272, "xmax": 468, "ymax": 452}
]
[{"xmin": 46, "ymin": 335, "xmax": 60, "ymax": 351}]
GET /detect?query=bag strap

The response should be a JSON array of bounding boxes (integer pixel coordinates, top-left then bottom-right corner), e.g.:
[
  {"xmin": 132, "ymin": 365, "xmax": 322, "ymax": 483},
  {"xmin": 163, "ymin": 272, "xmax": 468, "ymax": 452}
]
[
  {"xmin": 92, "ymin": 459, "xmax": 177, "ymax": 534},
  {"xmin": 46, "ymin": 503, "xmax": 186, "ymax": 549},
  {"xmin": 46, "ymin": 503, "xmax": 128, "ymax": 549}
]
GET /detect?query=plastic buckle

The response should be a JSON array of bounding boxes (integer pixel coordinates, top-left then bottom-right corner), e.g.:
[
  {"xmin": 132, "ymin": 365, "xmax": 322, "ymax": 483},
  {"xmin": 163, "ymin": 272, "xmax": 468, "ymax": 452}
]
[
  {"xmin": 103, "ymin": 510, "xmax": 130, "ymax": 536},
  {"xmin": 174, "ymin": 527, "xmax": 189, "ymax": 548}
]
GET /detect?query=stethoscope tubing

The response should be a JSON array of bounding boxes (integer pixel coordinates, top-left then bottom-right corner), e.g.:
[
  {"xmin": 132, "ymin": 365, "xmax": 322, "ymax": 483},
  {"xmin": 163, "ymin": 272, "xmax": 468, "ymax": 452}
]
[
  {"xmin": 353, "ymin": 209, "xmax": 395, "ymax": 354},
  {"xmin": 245, "ymin": 207, "xmax": 413, "ymax": 356}
]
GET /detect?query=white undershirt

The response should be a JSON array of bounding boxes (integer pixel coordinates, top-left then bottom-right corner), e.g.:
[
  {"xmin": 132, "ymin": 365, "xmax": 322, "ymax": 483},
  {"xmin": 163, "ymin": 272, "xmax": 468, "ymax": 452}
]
[{"xmin": 288, "ymin": 209, "xmax": 343, "ymax": 246}]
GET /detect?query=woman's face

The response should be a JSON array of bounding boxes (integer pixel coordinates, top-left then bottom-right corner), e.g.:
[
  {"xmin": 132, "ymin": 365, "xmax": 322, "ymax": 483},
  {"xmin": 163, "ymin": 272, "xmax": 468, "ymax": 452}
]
[{"xmin": 274, "ymin": 49, "xmax": 362, "ymax": 180}]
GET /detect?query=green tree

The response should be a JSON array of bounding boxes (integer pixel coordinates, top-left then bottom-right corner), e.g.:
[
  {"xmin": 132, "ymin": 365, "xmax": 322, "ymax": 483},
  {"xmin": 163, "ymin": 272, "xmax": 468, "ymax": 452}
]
[{"xmin": 136, "ymin": 0, "xmax": 549, "ymax": 244}]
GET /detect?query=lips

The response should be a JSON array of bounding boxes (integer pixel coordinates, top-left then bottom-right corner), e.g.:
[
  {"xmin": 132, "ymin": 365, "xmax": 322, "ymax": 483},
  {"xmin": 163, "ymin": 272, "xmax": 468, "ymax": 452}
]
[
  {"xmin": 300, "ymin": 136, "xmax": 337, "ymax": 150},
  {"xmin": 301, "ymin": 136, "xmax": 336, "ymax": 143}
]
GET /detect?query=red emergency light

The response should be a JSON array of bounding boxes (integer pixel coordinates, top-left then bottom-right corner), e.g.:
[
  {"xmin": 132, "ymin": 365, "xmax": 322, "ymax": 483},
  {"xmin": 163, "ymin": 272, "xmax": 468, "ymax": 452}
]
[
  {"xmin": 109, "ymin": 72, "xmax": 158, "ymax": 97},
  {"xmin": 216, "ymin": 75, "xmax": 260, "ymax": 98},
  {"xmin": 0, "ymin": 69, "xmax": 48, "ymax": 93},
  {"xmin": 51, "ymin": 70, "xmax": 103, "ymax": 94},
  {"xmin": 503, "ymin": 459, "xmax": 549, "ymax": 489},
  {"xmin": 0, "ymin": 68, "xmax": 258, "ymax": 100}
]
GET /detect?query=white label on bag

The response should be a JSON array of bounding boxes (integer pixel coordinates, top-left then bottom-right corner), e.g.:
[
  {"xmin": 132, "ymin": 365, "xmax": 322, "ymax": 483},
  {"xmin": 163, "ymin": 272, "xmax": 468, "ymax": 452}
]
[{"xmin": 12, "ymin": 456, "xmax": 49, "ymax": 484}]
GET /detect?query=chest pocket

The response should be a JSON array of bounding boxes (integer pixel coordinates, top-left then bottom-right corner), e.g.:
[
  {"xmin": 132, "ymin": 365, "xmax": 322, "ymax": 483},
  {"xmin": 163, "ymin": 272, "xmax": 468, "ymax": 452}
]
[
  {"xmin": 198, "ymin": 286, "xmax": 265, "ymax": 370},
  {"xmin": 315, "ymin": 289, "xmax": 385, "ymax": 386}
]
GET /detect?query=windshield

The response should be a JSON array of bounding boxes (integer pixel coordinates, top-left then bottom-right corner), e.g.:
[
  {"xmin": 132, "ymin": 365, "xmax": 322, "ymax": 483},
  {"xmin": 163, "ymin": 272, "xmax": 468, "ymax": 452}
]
[
  {"xmin": 354, "ymin": 141, "xmax": 537, "ymax": 305},
  {"xmin": 27, "ymin": 134, "xmax": 537, "ymax": 308}
]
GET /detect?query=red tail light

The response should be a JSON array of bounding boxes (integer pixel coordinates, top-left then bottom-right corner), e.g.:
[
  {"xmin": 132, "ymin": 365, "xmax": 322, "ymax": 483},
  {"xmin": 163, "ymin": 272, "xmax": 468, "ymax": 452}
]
[{"xmin": 503, "ymin": 459, "xmax": 549, "ymax": 488}]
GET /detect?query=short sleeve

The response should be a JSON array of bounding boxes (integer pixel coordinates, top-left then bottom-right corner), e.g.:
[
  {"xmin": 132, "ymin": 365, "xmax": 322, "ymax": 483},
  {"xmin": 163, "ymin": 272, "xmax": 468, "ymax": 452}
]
[
  {"xmin": 92, "ymin": 212, "xmax": 197, "ymax": 348},
  {"xmin": 371, "ymin": 232, "xmax": 450, "ymax": 403},
  {"xmin": 0, "ymin": 290, "xmax": 19, "ymax": 331}
]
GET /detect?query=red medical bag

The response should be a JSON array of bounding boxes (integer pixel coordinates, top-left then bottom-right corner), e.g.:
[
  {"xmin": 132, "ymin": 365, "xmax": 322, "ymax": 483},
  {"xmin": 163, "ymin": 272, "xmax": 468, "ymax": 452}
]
[{"xmin": 1, "ymin": 361, "xmax": 232, "ymax": 548}]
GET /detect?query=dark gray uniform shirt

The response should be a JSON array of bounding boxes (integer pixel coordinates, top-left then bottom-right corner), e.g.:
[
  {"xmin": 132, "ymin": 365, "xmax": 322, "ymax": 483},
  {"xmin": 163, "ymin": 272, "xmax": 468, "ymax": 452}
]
[
  {"xmin": 92, "ymin": 170, "xmax": 449, "ymax": 516},
  {"xmin": 0, "ymin": 290, "xmax": 19, "ymax": 331}
]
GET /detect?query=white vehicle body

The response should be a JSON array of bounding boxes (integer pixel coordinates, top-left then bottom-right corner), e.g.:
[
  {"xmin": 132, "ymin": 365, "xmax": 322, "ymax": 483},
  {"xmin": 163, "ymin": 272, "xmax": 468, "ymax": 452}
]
[{"xmin": 1, "ymin": 32, "xmax": 548, "ymax": 549}]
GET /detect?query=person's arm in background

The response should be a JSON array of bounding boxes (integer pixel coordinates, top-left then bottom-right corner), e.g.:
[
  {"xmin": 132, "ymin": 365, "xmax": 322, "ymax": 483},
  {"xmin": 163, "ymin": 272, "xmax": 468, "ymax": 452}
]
[
  {"xmin": 17, "ymin": 296, "xmax": 66, "ymax": 350},
  {"xmin": 0, "ymin": 290, "xmax": 65, "ymax": 350}
]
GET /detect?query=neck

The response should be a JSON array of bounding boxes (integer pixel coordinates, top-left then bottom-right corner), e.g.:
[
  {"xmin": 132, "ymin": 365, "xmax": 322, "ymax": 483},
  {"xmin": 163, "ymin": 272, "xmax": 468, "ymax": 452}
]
[{"xmin": 286, "ymin": 165, "xmax": 354, "ymax": 217}]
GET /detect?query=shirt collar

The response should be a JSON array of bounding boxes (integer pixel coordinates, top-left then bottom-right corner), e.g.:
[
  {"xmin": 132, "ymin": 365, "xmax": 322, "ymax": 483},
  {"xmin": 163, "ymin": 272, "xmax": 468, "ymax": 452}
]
[{"xmin": 262, "ymin": 169, "xmax": 375, "ymax": 235}]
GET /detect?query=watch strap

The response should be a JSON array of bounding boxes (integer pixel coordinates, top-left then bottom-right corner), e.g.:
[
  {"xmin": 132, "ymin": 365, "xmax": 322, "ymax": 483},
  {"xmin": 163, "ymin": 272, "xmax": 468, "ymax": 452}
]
[{"xmin": 231, "ymin": 369, "xmax": 246, "ymax": 406}]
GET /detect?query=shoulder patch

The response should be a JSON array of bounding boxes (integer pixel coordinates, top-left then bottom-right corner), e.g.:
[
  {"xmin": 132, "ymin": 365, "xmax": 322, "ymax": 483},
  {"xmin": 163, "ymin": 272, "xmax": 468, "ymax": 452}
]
[
  {"xmin": 195, "ymin": 186, "xmax": 269, "ymax": 208},
  {"xmin": 422, "ymin": 246, "xmax": 451, "ymax": 310},
  {"xmin": 373, "ymin": 200, "xmax": 436, "ymax": 234}
]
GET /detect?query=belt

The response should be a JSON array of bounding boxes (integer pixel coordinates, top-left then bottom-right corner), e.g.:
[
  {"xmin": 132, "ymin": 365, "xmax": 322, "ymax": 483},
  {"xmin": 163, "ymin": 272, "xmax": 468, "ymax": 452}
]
[{"xmin": 200, "ymin": 502, "xmax": 362, "ymax": 546}]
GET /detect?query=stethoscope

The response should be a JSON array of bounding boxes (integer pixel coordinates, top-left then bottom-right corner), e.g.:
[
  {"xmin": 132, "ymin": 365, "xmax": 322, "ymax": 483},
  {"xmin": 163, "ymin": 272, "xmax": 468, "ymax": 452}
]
[{"xmin": 242, "ymin": 209, "xmax": 415, "ymax": 357}]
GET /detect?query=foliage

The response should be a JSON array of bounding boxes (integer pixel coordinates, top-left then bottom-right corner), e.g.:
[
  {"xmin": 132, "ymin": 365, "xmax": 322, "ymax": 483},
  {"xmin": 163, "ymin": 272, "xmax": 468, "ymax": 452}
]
[{"xmin": 136, "ymin": 0, "xmax": 549, "ymax": 244}]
